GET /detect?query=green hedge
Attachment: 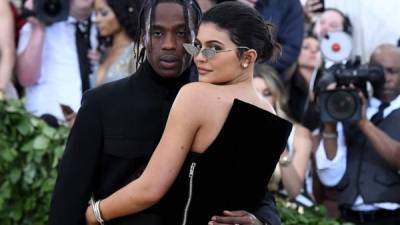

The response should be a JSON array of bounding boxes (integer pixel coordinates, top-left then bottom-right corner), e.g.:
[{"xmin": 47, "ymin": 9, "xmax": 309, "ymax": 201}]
[
  {"xmin": 0, "ymin": 99, "xmax": 349, "ymax": 224},
  {"xmin": 276, "ymin": 197, "xmax": 352, "ymax": 225},
  {"xmin": 0, "ymin": 99, "xmax": 69, "ymax": 224}
]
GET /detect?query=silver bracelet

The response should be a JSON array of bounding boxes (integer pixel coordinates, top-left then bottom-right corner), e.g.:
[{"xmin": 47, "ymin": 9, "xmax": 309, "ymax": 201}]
[
  {"xmin": 91, "ymin": 200, "xmax": 105, "ymax": 225},
  {"xmin": 322, "ymin": 132, "xmax": 337, "ymax": 139}
]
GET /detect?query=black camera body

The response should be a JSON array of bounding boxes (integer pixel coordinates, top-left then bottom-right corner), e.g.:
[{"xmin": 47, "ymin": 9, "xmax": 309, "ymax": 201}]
[
  {"xmin": 330, "ymin": 63, "xmax": 385, "ymax": 86},
  {"xmin": 34, "ymin": 0, "xmax": 70, "ymax": 24},
  {"xmin": 319, "ymin": 63, "xmax": 385, "ymax": 122}
]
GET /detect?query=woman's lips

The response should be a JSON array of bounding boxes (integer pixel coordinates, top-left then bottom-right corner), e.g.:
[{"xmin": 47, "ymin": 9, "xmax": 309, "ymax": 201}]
[{"xmin": 197, "ymin": 67, "xmax": 212, "ymax": 75}]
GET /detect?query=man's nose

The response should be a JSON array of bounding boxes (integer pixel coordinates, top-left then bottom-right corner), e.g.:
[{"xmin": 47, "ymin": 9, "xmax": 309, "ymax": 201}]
[{"xmin": 162, "ymin": 33, "xmax": 177, "ymax": 50}]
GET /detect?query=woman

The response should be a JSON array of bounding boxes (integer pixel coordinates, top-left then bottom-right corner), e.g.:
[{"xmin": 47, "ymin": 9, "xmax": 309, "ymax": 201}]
[
  {"xmin": 86, "ymin": 2, "xmax": 292, "ymax": 225},
  {"xmin": 253, "ymin": 64, "xmax": 313, "ymax": 203},
  {"xmin": 93, "ymin": 0, "xmax": 141, "ymax": 86},
  {"xmin": 287, "ymin": 35, "xmax": 322, "ymax": 130}
]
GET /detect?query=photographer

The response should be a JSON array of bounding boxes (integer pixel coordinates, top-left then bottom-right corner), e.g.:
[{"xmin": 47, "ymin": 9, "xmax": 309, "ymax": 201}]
[
  {"xmin": 305, "ymin": 0, "xmax": 400, "ymax": 64},
  {"xmin": 16, "ymin": 0, "xmax": 96, "ymax": 123},
  {"xmin": 315, "ymin": 44, "xmax": 400, "ymax": 224}
]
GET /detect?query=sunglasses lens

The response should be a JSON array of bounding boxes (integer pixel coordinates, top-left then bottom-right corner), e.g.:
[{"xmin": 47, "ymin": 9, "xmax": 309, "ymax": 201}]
[
  {"xmin": 202, "ymin": 48, "xmax": 216, "ymax": 59},
  {"xmin": 183, "ymin": 43, "xmax": 199, "ymax": 56}
]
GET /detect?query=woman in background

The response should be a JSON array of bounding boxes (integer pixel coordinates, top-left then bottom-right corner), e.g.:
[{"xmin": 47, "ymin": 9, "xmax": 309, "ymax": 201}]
[
  {"xmin": 94, "ymin": 0, "xmax": 141, "ymax": 86},
  {"xmin": 254, "ymin": 64, "xmax": 313, "ymax": 204},
  {"xmin": 287, "ymin": 35, "xmax": 322, "ymax": 129}
]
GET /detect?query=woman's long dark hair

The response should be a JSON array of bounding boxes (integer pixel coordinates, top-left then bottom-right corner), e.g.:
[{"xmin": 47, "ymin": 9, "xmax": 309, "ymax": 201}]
[
  {"xmin": 201, "ymin": 1, "xmax": 280, "ymax": 62},
  {"xmin": 106, "ymin": 0, "xmax": 142, "ymax": 40}
]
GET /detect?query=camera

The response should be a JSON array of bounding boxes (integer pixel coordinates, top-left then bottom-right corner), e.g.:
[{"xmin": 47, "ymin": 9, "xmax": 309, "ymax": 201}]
[
  {"xmin": 319, "ymin": 61, "xmax": 385, "ymax": 123},
  {"xmin": 317, "ymin": 31, "xmax": 385, "ymax": 123},
  {"xmin": 35, "ymin": 0, "xmax": 70, "ymax": 24},
  {"xmin": 22, "ymin": 0, "xmax": 70, "ymax": 25}
]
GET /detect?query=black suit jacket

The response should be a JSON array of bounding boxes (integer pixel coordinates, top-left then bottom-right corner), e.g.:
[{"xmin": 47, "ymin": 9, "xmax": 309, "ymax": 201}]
[{"xmin": 48, "ymin": 61, "xmax": 280, "ymax": 225}]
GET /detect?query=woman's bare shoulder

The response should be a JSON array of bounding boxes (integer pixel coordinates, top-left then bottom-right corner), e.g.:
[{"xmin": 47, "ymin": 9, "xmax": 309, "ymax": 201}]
[
  {"xmin": 177, "ymin": 82, "xmax": 222, "ymax": 103},
  {"xmin": 172, "ymin": 82, "xmax": 216, "ymax": 112},
  {"xmin": 180, "ymin": 82, "xmax": 219, "ymax": 94},
  {"xmin": 175, "ymin": 82, "xmax": 234, "ymax": 116}
]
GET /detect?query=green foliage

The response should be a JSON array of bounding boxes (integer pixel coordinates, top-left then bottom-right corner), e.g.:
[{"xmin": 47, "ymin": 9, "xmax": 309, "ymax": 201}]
[
  {"xmin": 0, "ymin": 99, "xmax": 351, "ymax": 225},
  {"xmin": 0, "ymin": 99, "xmax": 69, "ymax": 225},
  {"xmin": 277, "ymin": 196, "xmax": 353, "ymax": 225}
]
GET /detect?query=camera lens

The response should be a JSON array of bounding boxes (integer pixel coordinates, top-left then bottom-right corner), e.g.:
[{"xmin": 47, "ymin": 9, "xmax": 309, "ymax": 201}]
[
  {"xmin": 42, "ymin": 0, "xmax": 62, "ymax": 16},
  {"xmin": 325, "ymin": 90, "xmax": 357, "ymax": 121}
]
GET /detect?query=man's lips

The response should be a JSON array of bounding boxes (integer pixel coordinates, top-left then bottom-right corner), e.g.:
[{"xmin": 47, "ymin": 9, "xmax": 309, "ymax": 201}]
[
  {"xmin": 160, "ymin": 55, "xmax": 178, "ymax": 61},
  {"xmin": 160, "ymin": 55, "xmax": 179, "ymax": 69}
]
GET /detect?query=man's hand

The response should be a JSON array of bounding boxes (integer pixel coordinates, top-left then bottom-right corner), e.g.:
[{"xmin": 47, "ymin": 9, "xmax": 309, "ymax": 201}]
[
  {"xmin": 209, "ymin": 210, "xmax": 265, "ymax": 225},
  {"xmin": 357, "ymin": 91, "xmax": 368, "ymax": 126},
  {"xmin": 304, "ymin": 0, "xmax": 323, "ymax": 20}
]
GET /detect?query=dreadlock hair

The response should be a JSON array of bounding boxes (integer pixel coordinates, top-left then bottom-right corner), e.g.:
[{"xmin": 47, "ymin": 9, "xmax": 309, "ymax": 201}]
[{"xmin": 134, "ymin": 0, "xmax": 202, "ymax": 68}]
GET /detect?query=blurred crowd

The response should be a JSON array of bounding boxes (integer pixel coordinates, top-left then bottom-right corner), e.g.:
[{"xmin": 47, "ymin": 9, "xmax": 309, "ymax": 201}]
[{"xmin": 1, "ymin": 0, "xmax": 400, "ymax": 224}]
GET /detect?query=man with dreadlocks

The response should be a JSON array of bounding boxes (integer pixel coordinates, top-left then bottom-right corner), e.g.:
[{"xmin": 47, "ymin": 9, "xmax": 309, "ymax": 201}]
[{"xmin": 48, "ymin": 0, "xmax": 280, "ymax": 224}]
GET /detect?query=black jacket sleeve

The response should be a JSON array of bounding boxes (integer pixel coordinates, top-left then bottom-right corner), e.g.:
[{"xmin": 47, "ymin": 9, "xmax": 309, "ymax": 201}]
[
  {"xmin": 254, "ymin": 191, "xmax": 281, "ymax": 225},
  {"xmin": 48, "ymin": 91, "xmax": 103, "ymax": 225},
  {"xmin": 274, "ymin": 0, "xmax": 304, "ymax": 75},
  {"xmin": 257, "ymin": 0, "xmax": 304, "ymax": 77}
]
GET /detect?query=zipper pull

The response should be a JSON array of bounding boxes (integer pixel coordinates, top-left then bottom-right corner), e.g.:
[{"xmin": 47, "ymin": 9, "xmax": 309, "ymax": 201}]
[{"xmin": 189, "ymin": 162, "xmax": 196, "ymax": 177}]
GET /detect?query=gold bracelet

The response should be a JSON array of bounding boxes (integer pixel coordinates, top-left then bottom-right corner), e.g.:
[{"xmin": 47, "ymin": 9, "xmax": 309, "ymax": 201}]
[{"xmin": 322, "ymin": 132, "xmax": 337, "ymax": 139}]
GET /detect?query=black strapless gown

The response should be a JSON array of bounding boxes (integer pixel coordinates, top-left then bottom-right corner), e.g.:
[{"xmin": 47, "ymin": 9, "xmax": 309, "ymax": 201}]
[{"xmin": 150, "ymin": 99, "xmax": 292, "ymax": 225}]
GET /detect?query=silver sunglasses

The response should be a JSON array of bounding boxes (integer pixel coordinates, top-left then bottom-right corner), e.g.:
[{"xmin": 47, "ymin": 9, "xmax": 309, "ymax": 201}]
[{"xmin": 183, "ymin": 43, "xmax": 249, "ymax": 60}]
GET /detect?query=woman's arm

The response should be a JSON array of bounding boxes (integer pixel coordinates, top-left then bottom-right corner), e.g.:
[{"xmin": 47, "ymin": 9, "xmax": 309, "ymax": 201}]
[
  {"xmin": 86, "ymin": 84, "xmax": 203, "ymax": 223},
  {"xmin": 280, "ymin": 125, "xmax": 312, "ymax": 198},
  {"xmin": 15, "ymin": 17, "xmax": 45, "ymax": 87},
  {"xmin": 0, "ymin": 0, "xmax": 15, "ymax": 93}
]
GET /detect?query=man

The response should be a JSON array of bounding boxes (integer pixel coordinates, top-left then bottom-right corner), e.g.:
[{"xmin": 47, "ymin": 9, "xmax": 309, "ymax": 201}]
[
  {"xmin": 48, "ymin": 0, "xmax": 280, "ymax": 224},
  {"xmin": 316, "ymin": 44, "xmax": 400, "ymax": 224},
  {"xmin": 16, "ymin": 0, "xmax": 96, "ymax": 121},
  {"xmin": 306, "ymin": 0, "xmax": 400, "ymax": 63},
  {"xmin": 311, "ymin": 8, "xmax": 353, "ymax": 69},
  {"xmin": 312, "ymin": 8, "xmax": 352, "ymax": 40},
  {"xmin": 230, "ymin": 0, "xmax": 304, "ymax": 81},
  {"xmin": 255, "ymin": 0, "xmax": 304, "ymax": 81}
]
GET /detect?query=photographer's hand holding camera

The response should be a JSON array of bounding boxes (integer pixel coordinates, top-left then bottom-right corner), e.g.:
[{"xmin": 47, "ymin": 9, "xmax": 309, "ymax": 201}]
[{"xmin": 316, "ymin": 44, "xmax": 400, "ymax": 225}]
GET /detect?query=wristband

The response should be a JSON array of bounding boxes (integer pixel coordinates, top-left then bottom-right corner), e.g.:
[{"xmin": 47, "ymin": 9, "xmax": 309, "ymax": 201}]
[{"xmin": 322, "ymin": 132, "xmax": 337, "ymax": 139}]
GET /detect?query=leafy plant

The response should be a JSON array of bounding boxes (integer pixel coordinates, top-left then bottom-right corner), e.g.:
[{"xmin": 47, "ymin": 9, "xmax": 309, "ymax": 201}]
[
  {"xmin": 277, "ymin": 196, "xmax": 353, "ymax": 225},
  {"xmin": 0, "ymin": 99, "xmax": 69, "ymax": 225}
]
